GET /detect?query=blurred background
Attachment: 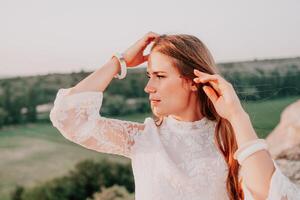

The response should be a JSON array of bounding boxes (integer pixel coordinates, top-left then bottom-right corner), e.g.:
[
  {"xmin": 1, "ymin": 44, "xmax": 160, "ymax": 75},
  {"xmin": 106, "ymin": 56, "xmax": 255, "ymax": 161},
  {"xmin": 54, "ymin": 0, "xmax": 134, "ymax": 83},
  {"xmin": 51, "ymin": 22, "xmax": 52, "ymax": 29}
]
[{"xmin": 0, "ymin": 0, "xmax": 299, "ymax": 199}]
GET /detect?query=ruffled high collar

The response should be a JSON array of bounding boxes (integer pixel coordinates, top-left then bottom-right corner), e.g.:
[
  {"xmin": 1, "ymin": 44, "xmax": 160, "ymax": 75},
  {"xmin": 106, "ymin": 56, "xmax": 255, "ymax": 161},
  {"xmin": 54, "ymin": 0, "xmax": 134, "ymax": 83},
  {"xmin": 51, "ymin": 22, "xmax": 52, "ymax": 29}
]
[{"xmin": 165, "ymin": 115, "xmax": 212, "ymax": 131}]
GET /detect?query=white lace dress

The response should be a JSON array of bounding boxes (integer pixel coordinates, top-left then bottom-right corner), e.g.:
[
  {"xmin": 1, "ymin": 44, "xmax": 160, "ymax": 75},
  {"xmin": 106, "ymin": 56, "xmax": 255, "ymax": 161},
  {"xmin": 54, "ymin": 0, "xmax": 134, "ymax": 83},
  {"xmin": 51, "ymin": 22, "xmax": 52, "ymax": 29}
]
[{"xmin": 49, "ymin": 88, "xmax": 300, "ymax": 200}]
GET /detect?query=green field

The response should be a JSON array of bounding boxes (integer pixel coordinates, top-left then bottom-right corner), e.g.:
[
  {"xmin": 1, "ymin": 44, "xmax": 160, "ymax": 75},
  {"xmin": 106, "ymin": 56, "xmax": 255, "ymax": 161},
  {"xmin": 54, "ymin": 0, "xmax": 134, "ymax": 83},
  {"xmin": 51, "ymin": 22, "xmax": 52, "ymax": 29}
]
[
  {"xmin": 242, "ymin": 96, "xmax": 300, "ymax": 138},
  {"xmin": 0, "ymin": 97, "xmax": 299, "ymax": 200}
]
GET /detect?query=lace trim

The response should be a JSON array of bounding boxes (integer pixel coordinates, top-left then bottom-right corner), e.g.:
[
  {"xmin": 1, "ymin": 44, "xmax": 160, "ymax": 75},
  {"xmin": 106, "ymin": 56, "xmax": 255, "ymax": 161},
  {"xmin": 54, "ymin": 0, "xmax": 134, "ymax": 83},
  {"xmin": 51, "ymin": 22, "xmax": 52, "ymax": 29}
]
[
  {"xmin": 266, "ymin": 160, "xmax": 300, "ymax": 200},
  {"xmin": 50, "ymin": 87, "xmax": 145, "ymax": 159},
  {"xmin": 50, "ymin": 88, "xmax": 102, "ymax": 130},
  {"xmin": 241, "ymin": 160, "xmax": 300, "ymax": 200},
  {"xmin": 165, "ymin": 115, "xmax": 211, "ymax": 130}
]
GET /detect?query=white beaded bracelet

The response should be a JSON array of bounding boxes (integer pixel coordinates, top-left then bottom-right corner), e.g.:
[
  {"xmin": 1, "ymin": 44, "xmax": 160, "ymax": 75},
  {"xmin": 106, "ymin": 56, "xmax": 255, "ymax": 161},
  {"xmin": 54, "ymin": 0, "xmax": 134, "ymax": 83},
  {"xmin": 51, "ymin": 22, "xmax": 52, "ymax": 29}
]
[
  {"xmin": 112, "ymin": 53, "xmax": 127, "ymax": 79},
  {"xmin": 233, "ymin": 139, "xmax": 269, "ymax": 165}
]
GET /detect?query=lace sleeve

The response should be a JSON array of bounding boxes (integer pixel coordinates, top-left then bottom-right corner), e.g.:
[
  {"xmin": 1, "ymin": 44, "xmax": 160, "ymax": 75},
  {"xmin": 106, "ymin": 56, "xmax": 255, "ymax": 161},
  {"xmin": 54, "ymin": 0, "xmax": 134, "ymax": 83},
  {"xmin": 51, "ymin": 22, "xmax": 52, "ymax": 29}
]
[
  {"xmin": 49, "ymin": 88, "xmax": 145, "ymax": 159},
  {"xmin": 241, "ymin": 159, "xmax": 300, "ymax": 200}
]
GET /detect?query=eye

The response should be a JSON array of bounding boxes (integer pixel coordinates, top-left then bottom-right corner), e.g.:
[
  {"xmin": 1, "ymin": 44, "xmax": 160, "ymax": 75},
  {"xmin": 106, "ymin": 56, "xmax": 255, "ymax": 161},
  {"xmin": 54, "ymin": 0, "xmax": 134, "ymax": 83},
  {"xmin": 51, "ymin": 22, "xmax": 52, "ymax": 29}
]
[
  {"xmin": 157, "ymin": 75, "xmax": 165, "ymax": 79},
  {"xmin": 146, "ymin": 74, "xmax": 165, "ymax": 79}
]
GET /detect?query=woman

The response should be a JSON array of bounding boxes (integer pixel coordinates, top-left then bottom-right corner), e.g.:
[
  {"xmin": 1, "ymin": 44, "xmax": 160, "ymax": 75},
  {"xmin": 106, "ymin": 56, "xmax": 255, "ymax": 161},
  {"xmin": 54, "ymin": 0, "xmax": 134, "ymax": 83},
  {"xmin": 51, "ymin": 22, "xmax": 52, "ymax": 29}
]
[{"xmin": 50, "ymin": 32, "xmax": 300, "ymax": 199}]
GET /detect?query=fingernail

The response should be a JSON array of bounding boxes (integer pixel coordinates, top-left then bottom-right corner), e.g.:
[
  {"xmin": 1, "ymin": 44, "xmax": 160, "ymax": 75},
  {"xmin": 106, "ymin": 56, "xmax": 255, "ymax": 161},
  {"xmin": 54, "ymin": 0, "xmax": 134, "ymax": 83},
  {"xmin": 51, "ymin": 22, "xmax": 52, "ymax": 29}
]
[{"xmin": 194, "ymin": 69, "xmax": 200, "ymax": 74}]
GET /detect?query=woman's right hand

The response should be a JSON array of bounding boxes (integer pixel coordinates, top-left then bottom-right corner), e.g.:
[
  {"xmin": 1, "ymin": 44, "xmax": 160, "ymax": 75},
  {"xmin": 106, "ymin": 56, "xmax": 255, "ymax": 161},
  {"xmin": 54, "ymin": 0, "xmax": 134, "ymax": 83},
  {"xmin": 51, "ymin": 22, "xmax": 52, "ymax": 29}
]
[{"xmin": 123, "ymin": 32, "xmax": 160, "ymax": 68}]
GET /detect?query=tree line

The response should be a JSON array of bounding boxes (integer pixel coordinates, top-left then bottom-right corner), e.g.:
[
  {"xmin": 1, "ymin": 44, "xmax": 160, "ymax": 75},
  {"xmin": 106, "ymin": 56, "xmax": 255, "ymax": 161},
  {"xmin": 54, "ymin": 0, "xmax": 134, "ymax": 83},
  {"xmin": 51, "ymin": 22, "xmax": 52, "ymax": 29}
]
[
  {"xmin": 11, "ymin": 159, "xmax": 135, "ymax": 200},
  {"xmin": 0, "ymin": 64, "xmax": 299, "ymax": 128}
]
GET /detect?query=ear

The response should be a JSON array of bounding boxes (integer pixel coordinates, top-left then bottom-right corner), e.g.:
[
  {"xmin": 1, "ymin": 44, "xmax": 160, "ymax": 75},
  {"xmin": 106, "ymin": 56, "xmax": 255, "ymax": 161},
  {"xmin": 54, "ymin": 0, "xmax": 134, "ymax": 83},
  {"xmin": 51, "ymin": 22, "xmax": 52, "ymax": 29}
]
[
  {"xmin": 181, "ymin": 77, "xmax": 198, "ymax": 91},
  {"xmin": 190, "ymin": 81, "xmax": 198, "ymax": 92},
  {"xmin": 191, "ymin": 85, "xmax": 198, "ymax": 92}
]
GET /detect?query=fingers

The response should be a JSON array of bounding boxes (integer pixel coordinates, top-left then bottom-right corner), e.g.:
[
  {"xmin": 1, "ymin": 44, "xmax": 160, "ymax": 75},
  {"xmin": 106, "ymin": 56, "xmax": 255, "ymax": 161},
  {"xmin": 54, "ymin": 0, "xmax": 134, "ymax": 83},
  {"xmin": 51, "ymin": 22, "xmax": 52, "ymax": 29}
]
[
  {"xmin": 146, "ymin": 31, "xmax": 160, "ymax": 38},
  {"xmin": 193, "ymin": 69, "xmax": 227, "ymax": 96},
  {"xmin": 143, "ymin": 54, "xmax": 150, "ymax": 62},
  {"xmin": 193, "ymin": 69, "xmax": 224, "ymax": 82},
  {"xmin": 208, "ymin": 80, "xmax": 222, "ymax": 95},
  {"xmin": 139, "ymin": 32, "xmax": 160, "ymax": 51},
  {"xmin": 193, "ymin": 69, "xmax": 230, "ymax": 86},
  {"xmin": 203, "ymin": 86, "xmax": 218, "ymax": 103},
  {"xmin": 193, "ymin": 77, "xmax": 221, "ymax": 96},
  {"xmin": 143, "ymin": 31, "xmax": 160, "ymax": 43}
]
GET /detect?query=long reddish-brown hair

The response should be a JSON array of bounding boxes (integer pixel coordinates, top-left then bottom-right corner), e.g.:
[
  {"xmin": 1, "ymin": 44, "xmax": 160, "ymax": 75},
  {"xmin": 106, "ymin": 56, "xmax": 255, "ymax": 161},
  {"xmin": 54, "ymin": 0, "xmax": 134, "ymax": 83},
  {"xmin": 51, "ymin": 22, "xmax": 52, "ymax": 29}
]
[{"xmin": 149, "ymin": 34, "xmax": 244, "ymax": 200}]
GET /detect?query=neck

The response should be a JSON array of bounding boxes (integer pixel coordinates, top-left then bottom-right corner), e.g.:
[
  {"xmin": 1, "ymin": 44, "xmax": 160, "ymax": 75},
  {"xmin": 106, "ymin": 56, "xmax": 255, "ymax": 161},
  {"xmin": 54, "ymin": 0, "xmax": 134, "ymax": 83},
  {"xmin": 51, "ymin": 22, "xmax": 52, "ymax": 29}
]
[
  {"xmin": 170, "ymin": 112, "xmax": 203, "ymax": 122},
  {"xmin": 170, "ymin": 92, "xmax": 203, "ymax": 122}
]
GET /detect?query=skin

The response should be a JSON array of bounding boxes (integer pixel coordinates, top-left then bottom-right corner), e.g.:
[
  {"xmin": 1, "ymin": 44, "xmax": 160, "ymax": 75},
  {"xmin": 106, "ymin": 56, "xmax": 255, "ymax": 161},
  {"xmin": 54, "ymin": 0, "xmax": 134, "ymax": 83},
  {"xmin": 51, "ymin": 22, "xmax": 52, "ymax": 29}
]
[
  {"xmin": 193, "ymin": 70, "xmax": 276, "ymax": 200},
  {"xmin": 69, "ymin": 32, "xmax": 277, "ymax": 200},
  {"xmin": 141, "ymin": 33, "xmax": 276, "ymax": 200},
  {"xmin": 144, "ymin": 51, "xmax": 203, "ymax": 122}
]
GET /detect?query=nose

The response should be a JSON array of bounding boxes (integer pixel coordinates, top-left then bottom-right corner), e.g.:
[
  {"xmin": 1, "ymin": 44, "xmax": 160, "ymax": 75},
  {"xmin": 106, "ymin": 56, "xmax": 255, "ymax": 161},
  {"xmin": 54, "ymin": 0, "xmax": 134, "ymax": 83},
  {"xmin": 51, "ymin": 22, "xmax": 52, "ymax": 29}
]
[{"xmin": 144, "ymin": 81, "xmax": 156, "ymax": 94}]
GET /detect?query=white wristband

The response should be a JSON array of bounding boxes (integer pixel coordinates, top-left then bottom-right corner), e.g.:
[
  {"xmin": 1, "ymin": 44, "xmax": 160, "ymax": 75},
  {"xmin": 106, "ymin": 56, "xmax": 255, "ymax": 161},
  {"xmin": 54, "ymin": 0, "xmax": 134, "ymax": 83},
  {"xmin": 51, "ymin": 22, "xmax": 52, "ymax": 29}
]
[
  {"xmin": 112, "ymin": 53, "xmax": 127, "ymax": 79},
  {"xmin": 234, "ymin": 139, "xmax": 268, "ymax": 165}
]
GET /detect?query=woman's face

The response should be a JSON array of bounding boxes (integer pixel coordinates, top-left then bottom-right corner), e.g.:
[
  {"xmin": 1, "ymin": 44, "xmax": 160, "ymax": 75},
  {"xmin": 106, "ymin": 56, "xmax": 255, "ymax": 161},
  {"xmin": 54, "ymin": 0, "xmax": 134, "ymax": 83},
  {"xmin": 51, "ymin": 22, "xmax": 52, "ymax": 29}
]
[{"xmin": 144, "ymin": 51, "xmax": 197, "ymax": 117}]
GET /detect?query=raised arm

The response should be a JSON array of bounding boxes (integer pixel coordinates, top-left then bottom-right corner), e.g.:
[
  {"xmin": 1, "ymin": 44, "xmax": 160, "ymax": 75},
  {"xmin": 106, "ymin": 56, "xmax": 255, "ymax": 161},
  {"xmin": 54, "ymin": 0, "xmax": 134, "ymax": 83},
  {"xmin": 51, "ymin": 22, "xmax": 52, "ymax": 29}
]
[
  {"xmin": 193, "ymin": 70, "xmax": 300, "ymax": 199},
  {"xmin": 50, "ymin": 32, "xmax": 159, "ymax": 159},
  {"xmin": 68, "ymin": 31, "xmax": 160, "ymax": 94}
]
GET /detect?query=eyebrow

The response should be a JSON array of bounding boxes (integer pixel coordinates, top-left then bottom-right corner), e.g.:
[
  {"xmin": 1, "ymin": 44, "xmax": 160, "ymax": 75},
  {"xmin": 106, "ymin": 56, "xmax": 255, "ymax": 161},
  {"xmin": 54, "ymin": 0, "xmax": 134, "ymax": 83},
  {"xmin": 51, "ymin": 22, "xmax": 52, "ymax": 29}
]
[{"xmin": 146, "ymin": 71, "xmax": 167, "ymax": 75}]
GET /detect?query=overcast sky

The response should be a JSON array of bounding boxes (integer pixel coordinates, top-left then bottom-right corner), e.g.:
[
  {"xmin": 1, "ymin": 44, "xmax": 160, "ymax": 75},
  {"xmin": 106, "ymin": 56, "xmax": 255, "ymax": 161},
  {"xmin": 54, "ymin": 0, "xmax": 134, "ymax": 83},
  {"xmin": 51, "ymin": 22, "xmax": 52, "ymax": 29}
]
[{"xmin": 1, "ymin": 0, "xmax": 299, "ymax": 78}]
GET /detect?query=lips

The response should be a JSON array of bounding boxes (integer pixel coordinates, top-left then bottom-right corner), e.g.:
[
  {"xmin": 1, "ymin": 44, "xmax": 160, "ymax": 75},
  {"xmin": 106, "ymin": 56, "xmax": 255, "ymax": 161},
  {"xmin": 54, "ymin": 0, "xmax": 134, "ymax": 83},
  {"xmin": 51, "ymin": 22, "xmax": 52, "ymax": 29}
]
[
  {"xmin": 149, "ymin": 98, "xmax": 161, "ymax": 101},
  {"xmin": 150, "ymin": 98, "xmax": 161, "ymax": 104},
  {"xmin": 150, "ymin": 100, "xmax": 161, "ymax": 106},
  {"xmin": 151, "ymin": 100, "xmax": 161, "ymax": 102}
]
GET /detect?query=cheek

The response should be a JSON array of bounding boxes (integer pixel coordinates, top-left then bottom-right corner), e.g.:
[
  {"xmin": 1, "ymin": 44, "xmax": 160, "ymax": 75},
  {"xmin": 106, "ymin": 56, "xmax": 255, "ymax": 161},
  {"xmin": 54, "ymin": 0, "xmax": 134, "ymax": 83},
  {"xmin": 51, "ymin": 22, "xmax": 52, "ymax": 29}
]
[
  {"xmin": 160, "ymin": 78, "xmax": 187, "ymax": 99},
  {"xmin": 150, "ymin": 77, "xmax": 190, "ymax": 116},
  {"xmin": 160, "ymin": 80, "xmax": 189, "ymax": 107},
  {"xmin": 159, "ymin": 78, "xmax": 175, "ymax": 92},
  {"xmin": 166, "ymin": 92, "xmax": 189, "ymax": 107}
]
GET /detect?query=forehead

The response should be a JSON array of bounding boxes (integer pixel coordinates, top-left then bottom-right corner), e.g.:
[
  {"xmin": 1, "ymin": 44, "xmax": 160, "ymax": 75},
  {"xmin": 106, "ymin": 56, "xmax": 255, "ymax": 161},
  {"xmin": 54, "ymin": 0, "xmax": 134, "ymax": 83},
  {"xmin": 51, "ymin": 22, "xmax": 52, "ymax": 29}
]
[{"xmin": 147, "ymin": 51, "xmax": 178, "ymax": 74}]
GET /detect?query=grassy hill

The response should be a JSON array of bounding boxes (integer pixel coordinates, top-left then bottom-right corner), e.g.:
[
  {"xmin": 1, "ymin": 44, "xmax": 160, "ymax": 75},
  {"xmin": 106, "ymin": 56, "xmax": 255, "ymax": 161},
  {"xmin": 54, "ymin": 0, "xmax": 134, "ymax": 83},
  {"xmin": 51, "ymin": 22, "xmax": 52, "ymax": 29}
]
[{"xmin": 0, "ymin": 112, "xmax": 151, "ymax": 200}]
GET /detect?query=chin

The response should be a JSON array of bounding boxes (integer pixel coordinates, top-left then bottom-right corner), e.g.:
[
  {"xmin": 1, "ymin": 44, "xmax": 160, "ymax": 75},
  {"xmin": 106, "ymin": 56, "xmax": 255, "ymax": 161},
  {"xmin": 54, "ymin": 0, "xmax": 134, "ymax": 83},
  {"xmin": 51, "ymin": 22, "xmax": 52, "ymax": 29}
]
[
  {"xmin": 152, "ymin": 109, "xmax": 169, "ymax": 118},
  {"xmin": 151, "ymin": 108, "xmax": 162, "ymax": 117}
]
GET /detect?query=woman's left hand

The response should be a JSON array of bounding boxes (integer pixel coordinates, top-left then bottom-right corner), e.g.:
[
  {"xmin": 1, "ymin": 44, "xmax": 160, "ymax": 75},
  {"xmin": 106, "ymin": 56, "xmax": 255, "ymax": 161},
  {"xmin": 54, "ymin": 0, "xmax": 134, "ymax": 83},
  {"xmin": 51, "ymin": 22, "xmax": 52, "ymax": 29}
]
[{"xmin": 193, "ymin": 69, "xmax": 246, "ymax": 121}]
